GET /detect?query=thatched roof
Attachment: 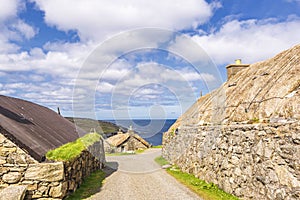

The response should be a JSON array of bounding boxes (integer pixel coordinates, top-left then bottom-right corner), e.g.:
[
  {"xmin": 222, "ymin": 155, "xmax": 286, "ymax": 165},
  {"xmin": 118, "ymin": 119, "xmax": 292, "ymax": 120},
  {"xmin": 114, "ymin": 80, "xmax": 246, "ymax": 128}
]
[
  {"xmin": 106, "ymin": 132, "xmax": 151, "ymax": 148},
  {"xmin": 132, "ymin": 133, "xmax": 151, "ymax": 147},
  {"xmin": 106, "ymin": 133, "xmax": 130, "ymax": 147},
  {"xmin": 169, "ymin": 44, "xmax": 300, "ymax": 130},
  {"xmin": 0, "ymin": 95, "xmax": 84, "ymax": 162}
]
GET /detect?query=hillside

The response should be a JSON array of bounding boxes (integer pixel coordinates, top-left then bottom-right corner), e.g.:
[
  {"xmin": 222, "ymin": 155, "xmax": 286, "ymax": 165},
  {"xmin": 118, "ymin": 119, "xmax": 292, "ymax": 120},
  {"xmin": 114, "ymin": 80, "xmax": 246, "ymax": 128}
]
[
  {"xmin": 66, "ymin": 117, "xmax": 126, "ymax": 136},
  {"xmin": 170, "ymin": 44, "xmax": 300, "ymax": 130}
]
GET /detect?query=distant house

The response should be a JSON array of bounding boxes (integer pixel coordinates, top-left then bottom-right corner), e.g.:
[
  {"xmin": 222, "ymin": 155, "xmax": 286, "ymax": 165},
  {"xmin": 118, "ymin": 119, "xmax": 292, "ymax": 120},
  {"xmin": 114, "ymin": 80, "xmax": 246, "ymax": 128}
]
[{"xmin": 104, "ymin": 126, "xmax": 151, "ymax": 153}]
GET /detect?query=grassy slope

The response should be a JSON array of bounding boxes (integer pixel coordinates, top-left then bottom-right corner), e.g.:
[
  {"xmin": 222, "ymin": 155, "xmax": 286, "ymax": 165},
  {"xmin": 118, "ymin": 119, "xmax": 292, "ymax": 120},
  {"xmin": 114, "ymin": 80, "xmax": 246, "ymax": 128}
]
[
  {"xmin": 66, "ymin": 117, "xmax": 125, "ymax": 135},
  {"xmin": 46, "ymin": 133, "xmax": 101, "ymax": 161},
  {"xmin": 155, "ymin": 156, "xmax": 239, "ymax": 200},
  {"xmin": 66, "ymin": 170, "xmax": 106, "ymax": 200}
]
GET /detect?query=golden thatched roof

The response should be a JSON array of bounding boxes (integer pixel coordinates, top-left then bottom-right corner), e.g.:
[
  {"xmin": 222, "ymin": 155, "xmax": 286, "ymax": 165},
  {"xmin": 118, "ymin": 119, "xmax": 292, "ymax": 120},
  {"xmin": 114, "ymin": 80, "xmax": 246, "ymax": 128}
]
[{"xmin": 106, "ymin": 132, "xmax": 151, "ymax": 147}]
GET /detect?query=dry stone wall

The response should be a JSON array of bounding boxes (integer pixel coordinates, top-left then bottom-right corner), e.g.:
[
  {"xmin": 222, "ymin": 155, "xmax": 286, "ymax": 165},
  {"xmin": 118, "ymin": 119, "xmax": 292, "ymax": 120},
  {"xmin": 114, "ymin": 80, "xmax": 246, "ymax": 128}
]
[
  {"xmin": 163, "ymin": 121, "xmax": 300, "ymax": 200},
  {"xmin": 0, "ymin": 133, "xmax": 105, "ymax": 199}
]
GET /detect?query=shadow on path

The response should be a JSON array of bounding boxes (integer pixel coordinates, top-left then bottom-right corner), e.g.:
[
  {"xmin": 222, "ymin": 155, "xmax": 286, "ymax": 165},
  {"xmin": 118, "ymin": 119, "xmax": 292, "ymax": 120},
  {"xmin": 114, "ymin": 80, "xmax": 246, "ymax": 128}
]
[
  {"xmin": 103, "ymin": 161, "xmax": 119, "ymax": 177},
  {"xmin": 66, "ymin": 162, "xmax": 118, "ymax": 200}
]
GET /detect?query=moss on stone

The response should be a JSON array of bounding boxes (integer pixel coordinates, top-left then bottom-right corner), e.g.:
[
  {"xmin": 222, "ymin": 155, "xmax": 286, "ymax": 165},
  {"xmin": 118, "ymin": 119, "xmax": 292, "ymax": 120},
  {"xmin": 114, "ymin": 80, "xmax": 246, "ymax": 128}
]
[{"xmin": 46, "ymin": 133, "xmax": 101, "ymax": 161}]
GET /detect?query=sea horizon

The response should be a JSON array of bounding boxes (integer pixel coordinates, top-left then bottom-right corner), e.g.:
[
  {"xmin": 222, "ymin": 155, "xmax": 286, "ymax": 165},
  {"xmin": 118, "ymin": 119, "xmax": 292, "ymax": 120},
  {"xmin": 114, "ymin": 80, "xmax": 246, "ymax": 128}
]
[{"xmin": 107, "ymin": 119, "xmax": 176, "ymax": 146}]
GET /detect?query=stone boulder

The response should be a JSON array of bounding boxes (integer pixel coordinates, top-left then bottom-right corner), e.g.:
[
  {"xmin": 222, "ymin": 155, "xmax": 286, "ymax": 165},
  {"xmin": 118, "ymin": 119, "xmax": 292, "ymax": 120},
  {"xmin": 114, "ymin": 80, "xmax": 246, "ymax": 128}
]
[
  {"xmin": 25, "ymin": 162, "xmax": 64, "ymax": 182},
  {"xmin": 2, "ymin": 172, "xmax": 22, "ymax": 184},
  {"xmin": 49, "ymin": 181, "xmax": 68, "ymax": 198},
  {"xmin": 0, "ymin": 185, "xmax": 27, "ymax": 200}
]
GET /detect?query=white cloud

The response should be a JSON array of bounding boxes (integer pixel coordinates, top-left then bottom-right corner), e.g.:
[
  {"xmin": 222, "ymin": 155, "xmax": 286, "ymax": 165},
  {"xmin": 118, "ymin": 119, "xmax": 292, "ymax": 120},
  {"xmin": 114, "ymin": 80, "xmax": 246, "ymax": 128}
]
[
  {"xmin": 136, "ymin": 88, "xmax": 163, "ymax": 96},
  {"xmin": 1, "ymin": 21, "xmax": 37, "ymax": 42},
  {"xmin": 192, "ymin": 17, "xmax": 300, "ymax": 65},
  {"xmin": 11, "ymin": 20, "xmax": 38, "ymax": 40},
  {"xmin": 107, "ymin": 62, "xmax": 204, "ymax": 102},
  {"xmin": 0, "ymin": 89, "xmax": 15, "ymax": 95},
  {"xmin": 0, "ymin": 1, "xmax": 36, "ymax": 53},
  {"xmin": 32, "ymin": 0, "xmax": 216, "ymax": 41},
  {"xmin": 2, "ymin": 80, "xmax": 75, "ymax": 109},
  {"xmin": 0, "ymin": 42, "xmax": 92, "ymax": 77},
  {"xmin": 178, "ymin": 69, "xmax": 216, "ymax": 82},
  {"xmin": 0, "ymin": 0, "xmax": 19, "ymax": 22},
  {"xmin": 100, "ymin": 59, "xmax": 132, "ymax": 81},
  {"xmin": 97, "ymin": 81, "xmax": 115, "ymax": 93},
  {"xmin": 29, "ymin": 74, "xmax": 45, "ymax": 82},
  {"xmin": 168, "ymin": 34, "xmax": 211, "ymax": 63}
]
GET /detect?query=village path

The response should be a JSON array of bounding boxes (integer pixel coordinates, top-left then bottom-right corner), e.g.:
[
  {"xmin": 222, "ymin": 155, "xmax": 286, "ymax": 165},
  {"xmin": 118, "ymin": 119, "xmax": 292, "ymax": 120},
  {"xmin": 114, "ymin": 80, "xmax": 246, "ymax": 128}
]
[{"xmin": 87, "ymin": 148, "xmax": 201, "ymax": 200}]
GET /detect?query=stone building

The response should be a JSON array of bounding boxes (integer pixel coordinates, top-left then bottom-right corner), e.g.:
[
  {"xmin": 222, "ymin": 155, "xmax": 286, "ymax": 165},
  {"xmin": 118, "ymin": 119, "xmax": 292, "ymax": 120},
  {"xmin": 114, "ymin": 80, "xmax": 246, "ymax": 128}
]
[
  {"xmin": 163, "ymin": 44, "xmax": 300, "ymax": 200},
  {"xmin": 105, "ymin": 127, "xmax": 151, "ymax": 153},
  {"xmin": 0, "ymin": 95, "xmax": 105, "ymax": 199}
]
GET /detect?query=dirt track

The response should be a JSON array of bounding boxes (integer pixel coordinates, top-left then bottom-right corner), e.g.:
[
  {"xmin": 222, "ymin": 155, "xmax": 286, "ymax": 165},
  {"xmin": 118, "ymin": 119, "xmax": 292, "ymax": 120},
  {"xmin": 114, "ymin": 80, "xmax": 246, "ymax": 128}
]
[{"xmin": 87, "ymin": 148, "xmax": 201, "ymax": 200}]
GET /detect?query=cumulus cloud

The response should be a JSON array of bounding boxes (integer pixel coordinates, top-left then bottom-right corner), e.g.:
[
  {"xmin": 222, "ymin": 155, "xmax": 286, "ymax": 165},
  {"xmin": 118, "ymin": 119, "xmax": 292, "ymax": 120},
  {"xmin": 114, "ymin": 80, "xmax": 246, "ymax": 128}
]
[
  {"xmin": 97, "ymin": 81, "xmax": 115, "ymax": 93},
  {"xmin": 179, "ymin": 69, "xmax": 216, "ymax": 82},
  {"xmin": 0, "ymin": 89, "xmax": 15, "ymax": 96},
  {"xmin": 0, "ymin": 0, "xmax": 37, "ymax": 53},
  {"xmin": 192, "ymin": 16, "xmax": 300, "ymax": 65},
  {"xmin": 0, "ymin": 0, "xmax": 19, "ymax": 22},
  {"xmin": 32, "ymin": 0, "xmax": 216, "ymax": 41},
  {"xmin": 0, "ymin": 42, "xmax": 93, "ymax": 77},
  {"xmin": 0, "ymin": 0, "xmax": 220, "ymax": 118},
  {"xmin": 3, "ymin": 1, "xmax": 300, "ymax": 119},
  {"xmin": 98, "ymin": 62, "xmax": 204, "ymax": 112},
  {"xmin": 0, "ymin": 0, "xmax": 21, "ymax": 53},
  {"xmin": 1, "ymin": 80, "xmax": 76, "ymax": 110},
  {"xmin": 10, "ymin": 20, "xmax": 38, "ymax": 40}
]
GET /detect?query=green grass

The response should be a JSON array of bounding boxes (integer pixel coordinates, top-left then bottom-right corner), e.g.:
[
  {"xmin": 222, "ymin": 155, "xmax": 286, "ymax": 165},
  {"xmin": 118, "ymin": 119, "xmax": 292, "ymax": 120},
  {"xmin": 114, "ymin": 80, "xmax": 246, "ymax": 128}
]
[
  {"xmin": 105, "ymin": 149, "xmax": 145, "ymax": 156},
  {"xmin": 154, "ymin": 156, "xmax": 169, "ymax": 166},
  {"xmin": 105, "ymin": 152, "xmax": 136, "ymax": 156},
  {"xmin": 154, "ymin": 156, "xmax": 239, "ymax": 200},
  {"xmin": 135, "ymin": 149, "xmax": 145, "ymax": 154},
  {"xmin": 152, "ymin": 145, "xmax": 162, "ymax": 148},
  {"xmin": 66, "ymin": 170, "xmax": 106, "ymax": 200},
  {"xmin": 46, "ymin": 133, "xmax": 101, "ymax": 161}
]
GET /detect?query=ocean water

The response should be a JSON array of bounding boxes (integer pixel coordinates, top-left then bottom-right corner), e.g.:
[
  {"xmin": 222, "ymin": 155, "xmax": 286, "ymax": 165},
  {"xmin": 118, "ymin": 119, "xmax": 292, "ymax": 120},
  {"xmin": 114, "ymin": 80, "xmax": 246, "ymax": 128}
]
[{"xmin": 107, "ymin": 119, "xmax": 176, "ymax": 146}]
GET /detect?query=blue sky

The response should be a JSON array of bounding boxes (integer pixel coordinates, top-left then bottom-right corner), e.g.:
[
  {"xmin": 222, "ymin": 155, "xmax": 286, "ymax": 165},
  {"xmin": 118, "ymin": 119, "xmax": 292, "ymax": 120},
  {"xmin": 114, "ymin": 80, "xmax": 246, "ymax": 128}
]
[{"xmin": 0, "ymin": 0, "xmax": 300, "ymax": 119}]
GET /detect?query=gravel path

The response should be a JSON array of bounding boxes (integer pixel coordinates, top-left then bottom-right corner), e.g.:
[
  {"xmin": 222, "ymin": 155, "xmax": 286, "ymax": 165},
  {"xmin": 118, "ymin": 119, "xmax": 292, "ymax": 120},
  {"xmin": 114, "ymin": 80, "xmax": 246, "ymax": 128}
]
[{"xmin": 87, "ymin": 148, "xmax": 201, "ymax": 200}]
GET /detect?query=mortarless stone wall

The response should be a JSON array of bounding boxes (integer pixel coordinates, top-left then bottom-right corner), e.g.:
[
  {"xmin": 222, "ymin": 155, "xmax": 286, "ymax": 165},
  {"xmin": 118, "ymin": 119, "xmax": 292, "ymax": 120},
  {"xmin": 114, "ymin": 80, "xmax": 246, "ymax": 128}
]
[
  {"xmin": 163, "ymin": 121, "xmax": 300, "ymax": 200},
  {"xmin": 0, "ymin": 133, "xmax": 105, "ymax": 199}
]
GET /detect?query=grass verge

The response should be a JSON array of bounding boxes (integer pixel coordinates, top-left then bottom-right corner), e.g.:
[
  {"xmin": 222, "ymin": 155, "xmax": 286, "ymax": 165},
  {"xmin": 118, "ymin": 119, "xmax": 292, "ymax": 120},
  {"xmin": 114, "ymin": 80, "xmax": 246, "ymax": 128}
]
[
  {"xmin": 152, "ymin": 145, "xmax": 162, "ymax": 148},
  {"xmin": 135, "ymin": 149, "xmax": 145, "ymax": 154},
  {"xmin": 154, "ymin": 156, "xmax": 169, "ymax": 166},
  {"xmin": 106, "ymin": 149, "xmax": 145, "ymax": 156},
  {"xmin": 66, "ymin": 170, "xmax": 105, "ymax": 200},
  {"xmin": 105, "ymin": 152, "xmax": 135, "ymax": 156},
  {"xmin": 46, "ymin": 133, "xmax": 101, "ymax": 161},
  {"xmin": 155, "ymin": 156, "xmax": 239, "ymax": 200}
]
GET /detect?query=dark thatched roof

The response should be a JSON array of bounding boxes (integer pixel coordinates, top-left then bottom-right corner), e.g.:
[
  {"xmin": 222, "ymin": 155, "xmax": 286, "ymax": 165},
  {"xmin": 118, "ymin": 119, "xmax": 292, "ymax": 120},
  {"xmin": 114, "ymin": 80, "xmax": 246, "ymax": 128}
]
[{"xmin": 0, "ymin": 95, "xmax": 84, "ymax": 162}]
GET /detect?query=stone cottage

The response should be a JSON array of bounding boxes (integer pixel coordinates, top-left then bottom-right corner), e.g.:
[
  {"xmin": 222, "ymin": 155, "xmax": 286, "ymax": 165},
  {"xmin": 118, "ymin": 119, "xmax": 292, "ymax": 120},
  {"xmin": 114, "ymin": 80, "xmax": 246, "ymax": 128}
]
[
  {"xmin": 105, "ymin": 127, "xmax": 151, "ymax": 153},
  {"xmin": 0, "ymin": 95, "xmax": 105, "ymax": 199},
  {"xmin": 163, "ymin": 44, "xmax": 300, "ymax": 200}
]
